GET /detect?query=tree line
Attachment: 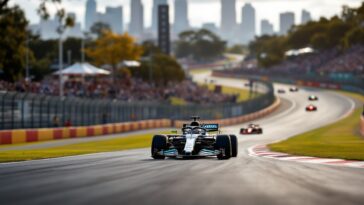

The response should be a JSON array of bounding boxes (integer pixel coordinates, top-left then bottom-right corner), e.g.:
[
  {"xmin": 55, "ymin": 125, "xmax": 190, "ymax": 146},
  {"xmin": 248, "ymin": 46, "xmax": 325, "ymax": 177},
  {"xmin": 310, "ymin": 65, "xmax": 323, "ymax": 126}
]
[{"xmin": 249, "ymin": 3, "xmax": 364, "ymax": 68}]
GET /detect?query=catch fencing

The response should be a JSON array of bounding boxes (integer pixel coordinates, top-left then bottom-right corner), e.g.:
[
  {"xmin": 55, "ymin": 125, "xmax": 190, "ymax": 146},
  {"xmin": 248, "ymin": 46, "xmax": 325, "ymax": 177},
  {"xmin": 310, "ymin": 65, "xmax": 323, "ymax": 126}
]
[{"xmin": 0, "ymin": 80, "xmax": 275, "ymax": 130}]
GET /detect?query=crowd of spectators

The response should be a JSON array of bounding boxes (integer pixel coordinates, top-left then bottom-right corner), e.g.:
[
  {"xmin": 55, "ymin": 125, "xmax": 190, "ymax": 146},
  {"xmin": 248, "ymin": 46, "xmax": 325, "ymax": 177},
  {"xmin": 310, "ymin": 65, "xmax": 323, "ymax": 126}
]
[
  {"xmin": 269, "ymin": 45, "xmax": 364, "ymax": 76},
  {"xmin": 317, "ymin": 45, "xmax": 364, "ymax": 74},
  {"xmin": 0, "ymin": 77, "xmax": 237, "ymax": 105}
]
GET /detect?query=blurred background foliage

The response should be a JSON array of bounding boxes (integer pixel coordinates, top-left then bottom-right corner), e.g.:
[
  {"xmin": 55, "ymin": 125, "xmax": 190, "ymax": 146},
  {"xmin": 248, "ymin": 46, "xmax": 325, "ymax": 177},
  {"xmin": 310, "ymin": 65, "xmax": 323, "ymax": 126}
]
[{"xmin": 249, "ymin": 3, "xmax": 364, "ymax": 68}]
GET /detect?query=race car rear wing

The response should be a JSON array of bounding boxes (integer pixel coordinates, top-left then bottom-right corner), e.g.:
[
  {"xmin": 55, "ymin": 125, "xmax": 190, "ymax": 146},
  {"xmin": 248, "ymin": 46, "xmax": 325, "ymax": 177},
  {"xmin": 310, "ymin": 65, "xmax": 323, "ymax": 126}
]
[
  {"xmin": 202, "ymin": 124, "xmax": 219, "ymax": 132},
  {"xmin": 182, "ymin": 124, "xmax": 219, "ymax": 132}
]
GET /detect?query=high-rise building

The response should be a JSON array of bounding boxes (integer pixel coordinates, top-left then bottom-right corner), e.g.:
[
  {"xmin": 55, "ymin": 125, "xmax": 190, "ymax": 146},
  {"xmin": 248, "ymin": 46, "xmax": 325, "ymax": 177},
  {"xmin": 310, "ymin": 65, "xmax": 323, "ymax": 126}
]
[
  {"xmin": 279, "ymin": 12, "xmax": 295, "ymax": 35},
  {"xmin": 301, "ymin": 10, "xmax": 311, "ymax": 24},
  {"xmin": 174, "ymin": 0, "xmax": 189, "ymax": 35},
  {"xmin": 158, "ymin": 5, "xmax": 170, "ymax": 55},
  {"xmin": 152, "ymin": 0, "xmax": 168, "ymax": 36},
  {"xmin": 220, "ymin": 0, "xmax": 237, "ymax": 39},
  {"xmin": 106, "ymin": 6, "xmax": 123, "ymax": 34},
  {"xmin": 130, "ymin": 0, "xmax": 144, "ymax": 38},
  {"xmin": 260, "ymin": 19, "xmax": 274, "ymax": 36},
  {"xmin": 202, "ymin": 23, "xmax": 219, "ymax": 35},
  {"xmin": 241, "ymin": 3, "xmax": 256, "ymax": 44},
  {"xmin": 85, "ymin": 0, "xmax": 97, "ymax": 31},
  {"xmin": 96, "ymin": 6, "xmax": 123, "ymax": 34}
]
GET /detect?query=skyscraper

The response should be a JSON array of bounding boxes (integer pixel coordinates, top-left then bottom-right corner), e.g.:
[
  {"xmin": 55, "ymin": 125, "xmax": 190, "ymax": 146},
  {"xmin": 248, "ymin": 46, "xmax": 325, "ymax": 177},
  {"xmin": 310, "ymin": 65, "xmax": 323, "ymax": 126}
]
[
  {"xmin": 106, "ymin": 7, "xmax": 123, "ymax": 34},
  {"xmin": 301, "ymin": 10, "xmax": 312, "ymax": 24},
  {"xmin": 279, "ymin": 12, "xmax": 295, "ymax": 35},
  {"xmin": 174, "ymin": 0, "xmax": 189, "ymax": 35},
  {"xmin": 220, "ymin": 0, "xmax": 236, "ymax": 39},
  {"xmin": 130, "ymin": 0, "xmax": 144, "ymax": 38},
  {"xmin": 152, "ymin": 0, "xmax": 168, "ymax": 36},
  {"xmin": 261, "ymin": 19, "xmax": 274, "ymax": 36},
  {"xmin": 85, "ymin": 0, "xmax": 97, "ymax": 31},
  {"xmin": 96, "ymin": 6, "xmax": 123, "ymax": 34},
  {"xmin": 241, "ymin": 3, "xmax": 256, "ymax": 44}
]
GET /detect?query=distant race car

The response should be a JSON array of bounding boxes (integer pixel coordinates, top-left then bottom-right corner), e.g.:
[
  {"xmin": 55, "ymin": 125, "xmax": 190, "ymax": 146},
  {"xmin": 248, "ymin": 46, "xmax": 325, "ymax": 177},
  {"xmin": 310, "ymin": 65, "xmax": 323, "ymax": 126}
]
[
  {"xmin": 306, "ymin": 104, "xmax": 317, "ymax": 111},
  {"xmin": 277, "ymin": 89, "xmax": 286, "ymax": 94},
  {"xmin": 289, "ymin": 87, "xmax": 299, "ymax": 92},
  {"xmin": 240, "ymin": 124, "xmax": 263, "ymax": 134},
  {"xmin": 151, "ymin": 117, "xmax": 238, "ymax": 160},
  {"xmin": 308, "ymin": 95, "xmax": 319, "ymax": 101}
]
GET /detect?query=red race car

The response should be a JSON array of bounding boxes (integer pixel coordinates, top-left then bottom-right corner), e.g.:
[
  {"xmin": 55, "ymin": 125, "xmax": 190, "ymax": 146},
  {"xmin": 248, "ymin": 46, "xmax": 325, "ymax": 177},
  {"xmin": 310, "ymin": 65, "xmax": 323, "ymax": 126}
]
[
  {"xmin": 306, "ymin": 104, "xmax": 317, "ymax": 112},
  {"xmin": 240, "ymin": 124, "xmax": 263, "ymax": 134}
]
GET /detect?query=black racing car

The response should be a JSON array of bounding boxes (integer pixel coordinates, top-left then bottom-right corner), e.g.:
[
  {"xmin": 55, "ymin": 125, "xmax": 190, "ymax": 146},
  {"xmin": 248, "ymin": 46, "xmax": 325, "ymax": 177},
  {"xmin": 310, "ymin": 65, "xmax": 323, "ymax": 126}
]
[
  {"xmin": 240, "ymin": 123, "xmax": 263, "ymax": 134},
  {"xmin": 308, "ymin": 95, "xmax": 319, "ymax": 101},
  {"xmin": 277, "ymin": 89, "xmax": 286, "ymax": 94},
  {"xmin": 289, "ymin": 87, "xmax": 299, "ymax": 92},
  {"xmin": 151, "ymin": 117, "xmax": 238, "ymax": 160}
]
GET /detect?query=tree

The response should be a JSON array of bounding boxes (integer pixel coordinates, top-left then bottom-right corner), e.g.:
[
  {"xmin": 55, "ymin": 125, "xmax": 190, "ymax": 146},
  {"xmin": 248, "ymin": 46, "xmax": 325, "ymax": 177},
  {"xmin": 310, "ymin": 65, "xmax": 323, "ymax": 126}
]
[
  {"xmin": 84, "ymin": 31, "xmax": 143, "ymax": 81},
  {"xmin": 227, "ymin": 44, "xmax": 248, "ymax": 55},
  {"xmin": 130, "ymin": 54, "xmax": 185, "ymax": 85},
  {"xmin": 141, "ymin": 40, "xmax": 161, "ymax": 57},
  {"xmin": 175, "ymin": 29, "xmax": 226, "ymax": 62},
  {"xmin": 90, "ymin": 22, "xmax": 111, "ymax": 38},
  {"xmin": 0, "ymin": 6, "xmax": 29, "ymax": 81},
  {"xmin": 343, "ymin": 27, "xmax": 364, "ymax": 47},
  {"xmin": 249, "ymin": 35, "xmax": 287, "ymax": 68}
]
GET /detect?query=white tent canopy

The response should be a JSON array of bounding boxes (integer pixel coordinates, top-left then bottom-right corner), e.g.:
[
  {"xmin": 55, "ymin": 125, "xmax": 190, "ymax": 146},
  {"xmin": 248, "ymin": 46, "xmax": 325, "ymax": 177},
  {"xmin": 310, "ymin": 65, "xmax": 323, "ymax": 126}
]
[{"xmin": 54, "ymin": 62, "xmax": 110, "ymax": 75}]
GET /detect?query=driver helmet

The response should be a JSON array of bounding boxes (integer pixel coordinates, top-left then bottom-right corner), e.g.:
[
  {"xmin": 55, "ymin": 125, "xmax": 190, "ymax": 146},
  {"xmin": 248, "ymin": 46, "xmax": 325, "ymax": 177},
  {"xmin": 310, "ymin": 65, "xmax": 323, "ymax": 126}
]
[{"xmin": 190, "ymin": 121, "xmax": 200, "ymax": 127}]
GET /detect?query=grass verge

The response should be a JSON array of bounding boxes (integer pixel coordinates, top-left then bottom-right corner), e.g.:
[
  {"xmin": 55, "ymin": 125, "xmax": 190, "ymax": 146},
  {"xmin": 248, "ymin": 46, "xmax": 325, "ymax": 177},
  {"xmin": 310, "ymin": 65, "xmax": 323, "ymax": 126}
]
[
  {"xmin": 202, "ymin": 83, "xmax": 253, "ymax": 102},
  {"xmin": 0, "ymin": 134, "xmax": 154, "ymax": 163},
  {"xmin": 269, "ymin": 92, "xmax": 364, "ymax": 161}
]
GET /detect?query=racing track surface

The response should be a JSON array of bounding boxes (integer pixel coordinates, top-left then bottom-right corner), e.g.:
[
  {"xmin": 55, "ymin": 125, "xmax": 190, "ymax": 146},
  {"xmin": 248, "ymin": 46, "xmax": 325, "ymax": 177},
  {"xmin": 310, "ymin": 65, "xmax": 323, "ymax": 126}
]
[{"xmin": 0, "ymin": 74, "xmax": 363, "ymax": 205}]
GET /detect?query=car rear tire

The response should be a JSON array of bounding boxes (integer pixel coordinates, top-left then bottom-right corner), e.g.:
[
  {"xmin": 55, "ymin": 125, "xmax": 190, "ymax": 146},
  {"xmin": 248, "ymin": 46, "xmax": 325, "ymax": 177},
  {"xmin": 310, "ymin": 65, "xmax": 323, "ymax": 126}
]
[
  {"xmin": 229, "ymin": 135, "xmax": 238, "ymax": 157},
  {"xmin": 151, "ymin": 135, "xmax": 167, "ymax": 159},
  {"xmin": 215, "ymin": 135, "xmax": 231, "ymax": 160}
]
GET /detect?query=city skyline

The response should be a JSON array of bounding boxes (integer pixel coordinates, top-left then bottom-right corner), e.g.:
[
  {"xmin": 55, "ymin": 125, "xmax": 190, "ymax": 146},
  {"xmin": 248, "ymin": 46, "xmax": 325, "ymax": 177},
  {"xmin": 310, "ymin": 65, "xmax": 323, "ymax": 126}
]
[
  {"xmin": 11, "ymin": 0, "xmax": 362, "ymax": 36},
  {"xmin": 15, "ymin": 0, "xmax": 360, "ymax": 35}
]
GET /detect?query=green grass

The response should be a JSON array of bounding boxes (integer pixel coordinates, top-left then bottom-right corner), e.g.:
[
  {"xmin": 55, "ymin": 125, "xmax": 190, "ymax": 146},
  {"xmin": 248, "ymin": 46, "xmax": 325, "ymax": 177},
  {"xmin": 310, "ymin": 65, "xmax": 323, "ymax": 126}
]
[
  {"xmin": 169, "ymin": 97, "xmax": 188, "ymax": 106},
  {"xmin": 269, "ymin": 92, "xmax": 364, "ymax": 161},
  {"xmin": 0, "ymin": 134, "xmax": 154, "ymax": 163},
  {"xmin": 202, "ymin": 83, "xmax": 252, "ymax": 102},
  {"xmin": 189, "ymin": 68, "xmax": 210, "ymax": 75}
]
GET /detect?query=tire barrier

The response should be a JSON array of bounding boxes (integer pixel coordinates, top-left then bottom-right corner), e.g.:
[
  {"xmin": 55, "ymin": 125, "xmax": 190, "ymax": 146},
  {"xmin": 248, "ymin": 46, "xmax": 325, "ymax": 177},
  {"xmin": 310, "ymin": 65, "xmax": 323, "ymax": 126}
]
[
  {"xmin": 361, "ymin": 115, "xmax": 364, "ymax": 137},
  {"xmin": 0, "ymin": 119, "xmax": 171, "ymax": 145},
  {"xmin": 174, "ymin": 98, "xmax": 281, "ymax": 128}
]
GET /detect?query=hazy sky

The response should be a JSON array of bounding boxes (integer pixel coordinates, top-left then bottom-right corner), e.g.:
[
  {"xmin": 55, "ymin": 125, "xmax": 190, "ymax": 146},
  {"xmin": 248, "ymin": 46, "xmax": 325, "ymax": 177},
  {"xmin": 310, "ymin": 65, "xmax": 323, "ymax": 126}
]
[{"xmin": 10, "ymin": 0, "xmax": 363, "ymax": 34}]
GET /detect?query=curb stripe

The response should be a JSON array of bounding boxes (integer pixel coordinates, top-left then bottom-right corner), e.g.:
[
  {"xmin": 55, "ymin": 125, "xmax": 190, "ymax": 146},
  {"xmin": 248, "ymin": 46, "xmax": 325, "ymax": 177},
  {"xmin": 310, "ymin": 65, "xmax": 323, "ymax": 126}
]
[{"xmin": 249, "ymin": 145, "xmax": 364, "ymax": 169}]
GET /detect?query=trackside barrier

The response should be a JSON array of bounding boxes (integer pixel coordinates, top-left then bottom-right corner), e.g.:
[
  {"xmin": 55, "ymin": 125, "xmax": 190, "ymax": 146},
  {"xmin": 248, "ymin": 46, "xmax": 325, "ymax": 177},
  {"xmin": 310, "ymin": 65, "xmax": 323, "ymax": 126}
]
[
  {"xmin": 361, "ymin": 115, "xmax": 364, "ymax": 137},
  {"xmin": 0, "ymin": 98, "xmax": 281, "ymax": 145},
  {"xmin": 174, "ymin": 98, "xmax": 280, "ymax": 128},
  {"xmin": 0, "ymin": 119, "xmax": 171, "ymax": 145},
  {"xmin": 212, "ymin": 71, "xmax": 364, "ymax": 95}
]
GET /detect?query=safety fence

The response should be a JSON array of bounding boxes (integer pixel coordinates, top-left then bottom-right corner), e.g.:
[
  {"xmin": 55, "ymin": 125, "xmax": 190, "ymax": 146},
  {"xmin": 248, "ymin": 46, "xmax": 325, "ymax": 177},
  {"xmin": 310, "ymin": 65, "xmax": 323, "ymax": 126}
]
[
  {"xmin": 0, "ymin": 80, "xmax": 275, "ymax": 130},
  {"xmin": 0, "ymin": 119, "xmax": 170, "ymax": 145}
]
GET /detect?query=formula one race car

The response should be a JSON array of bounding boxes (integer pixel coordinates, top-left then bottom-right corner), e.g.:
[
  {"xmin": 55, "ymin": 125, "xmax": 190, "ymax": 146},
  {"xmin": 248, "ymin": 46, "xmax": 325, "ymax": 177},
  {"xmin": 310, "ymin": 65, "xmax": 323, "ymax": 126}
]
[
  {"xmin": 240, "ymin": 123, "xmax": 263, "ymax": 134},
  {"xmin": 289, "ymin": 87, "xmax": 299, "ymax": 92},
  {"xmin": 151, "ymin": 117, "xmax": 238, "ymax": 160},
  {"xmin": 277, "ymin": 89, "xmax": 286, "ymax": 94},
  {"xmin": 308, "ymin": 95, "xmax": 319, "ymax": 101},
  {"xmin": 306, "ymin": 104, "xmax": 317, "ymax": 111}
]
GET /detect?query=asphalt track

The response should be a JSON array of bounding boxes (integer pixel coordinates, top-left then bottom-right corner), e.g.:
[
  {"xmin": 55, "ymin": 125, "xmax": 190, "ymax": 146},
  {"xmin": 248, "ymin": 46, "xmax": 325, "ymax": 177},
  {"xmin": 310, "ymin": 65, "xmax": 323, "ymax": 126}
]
[{"xmin": 0, "ymin": 74, "xmax": 363, "ymax": 205}]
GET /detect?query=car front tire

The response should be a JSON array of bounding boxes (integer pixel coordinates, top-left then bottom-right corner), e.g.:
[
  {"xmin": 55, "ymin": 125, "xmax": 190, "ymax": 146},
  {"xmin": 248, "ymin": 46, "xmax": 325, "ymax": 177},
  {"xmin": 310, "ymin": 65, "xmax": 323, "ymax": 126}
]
[
  {"xmin": 216, "ymin": 135, "xmax": 232, "ymax": 160},
  {"xmin": 151, "ymin": 135, "xmax": 167, "ymax": 159},
  {"xmin": 229, "ymin": 135, "xmax": 238, "ymax": 157}
]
